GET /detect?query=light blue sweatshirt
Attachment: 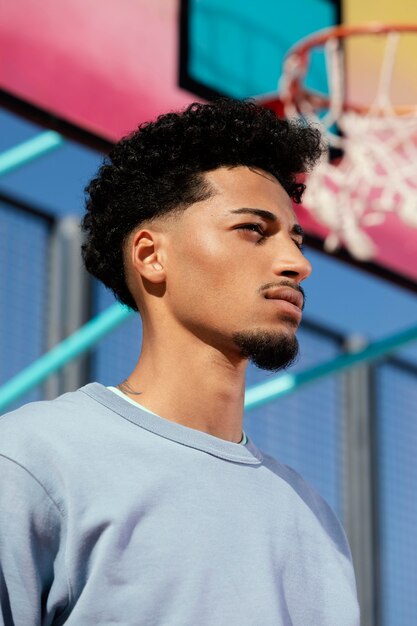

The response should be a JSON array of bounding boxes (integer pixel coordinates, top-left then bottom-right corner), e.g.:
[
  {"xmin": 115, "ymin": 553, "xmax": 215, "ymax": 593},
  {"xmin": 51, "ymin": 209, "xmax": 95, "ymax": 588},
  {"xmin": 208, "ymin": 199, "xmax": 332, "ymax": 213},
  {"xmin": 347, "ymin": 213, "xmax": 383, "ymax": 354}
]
[{"xmin": 0, "ymin": 383, "xmax": 359, "ymax": 625}]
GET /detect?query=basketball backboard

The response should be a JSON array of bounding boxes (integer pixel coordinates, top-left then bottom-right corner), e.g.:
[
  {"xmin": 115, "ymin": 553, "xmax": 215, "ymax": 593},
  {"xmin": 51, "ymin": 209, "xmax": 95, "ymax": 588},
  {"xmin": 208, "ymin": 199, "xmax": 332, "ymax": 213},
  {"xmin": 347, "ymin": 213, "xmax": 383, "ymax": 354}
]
[{"xmin": 0, "ymin": 0, "xmax": 416, "ymax": 287}]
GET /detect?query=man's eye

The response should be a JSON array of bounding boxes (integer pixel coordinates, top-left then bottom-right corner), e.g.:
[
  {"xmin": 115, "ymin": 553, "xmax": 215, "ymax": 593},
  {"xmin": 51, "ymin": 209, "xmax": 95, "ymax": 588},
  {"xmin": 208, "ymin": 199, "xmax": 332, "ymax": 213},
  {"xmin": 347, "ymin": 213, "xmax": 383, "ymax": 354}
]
[
  {"xmin": 237, "ymin": 224, "xmax": 265, "ymax": 236},
  {"xmin": 293, "ymin": 239, "xmax": 304, "ymax": 252}
]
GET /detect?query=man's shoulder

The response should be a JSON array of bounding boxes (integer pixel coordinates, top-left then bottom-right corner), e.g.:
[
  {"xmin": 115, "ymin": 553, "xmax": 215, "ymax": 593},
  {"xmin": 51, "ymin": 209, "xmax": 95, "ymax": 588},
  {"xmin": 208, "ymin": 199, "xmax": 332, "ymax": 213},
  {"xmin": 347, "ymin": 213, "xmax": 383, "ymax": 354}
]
[
  {"xmin": 260, "ymin": 450, "xmax": 352, "ymax": 559},
  {"xmin": 261, "ymin": 450, "xmax": 328, "ymax": 507},
  {"xmin": 0, "ymin": 384, "xmax": 97, "ymax": 433},
  {"xmin": 0, "ymin": 384, "xmax": 110, "ymax": 465},
  {"xmin": 0, "ymin": 384, "xmax": 121, "ymax": 502}
]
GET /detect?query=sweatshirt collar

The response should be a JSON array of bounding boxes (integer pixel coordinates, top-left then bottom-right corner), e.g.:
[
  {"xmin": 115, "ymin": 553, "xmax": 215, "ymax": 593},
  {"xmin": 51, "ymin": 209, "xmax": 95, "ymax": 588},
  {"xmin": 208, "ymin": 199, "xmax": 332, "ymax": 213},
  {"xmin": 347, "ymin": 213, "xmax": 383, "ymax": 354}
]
[{"xmin": 81, "ymin": 383, "xmax": 263, "ymax": 465}]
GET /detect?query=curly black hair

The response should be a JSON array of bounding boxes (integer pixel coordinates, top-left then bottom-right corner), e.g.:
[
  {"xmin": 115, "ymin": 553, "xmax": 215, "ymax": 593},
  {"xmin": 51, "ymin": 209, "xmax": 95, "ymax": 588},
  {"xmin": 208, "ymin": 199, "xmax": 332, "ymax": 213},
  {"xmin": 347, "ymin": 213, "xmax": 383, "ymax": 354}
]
[{"xmin": 81, "ymin": 99, "xmax": 323, "ymax": 311}]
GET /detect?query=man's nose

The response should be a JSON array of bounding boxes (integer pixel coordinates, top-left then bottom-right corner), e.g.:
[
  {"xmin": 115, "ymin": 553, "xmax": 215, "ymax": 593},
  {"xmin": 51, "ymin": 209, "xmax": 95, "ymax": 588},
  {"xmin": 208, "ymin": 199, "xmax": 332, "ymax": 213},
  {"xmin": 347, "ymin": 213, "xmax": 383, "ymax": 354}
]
[{"xmin": 272, "ymin": 240, "xmax": 312, "ymax": 283}]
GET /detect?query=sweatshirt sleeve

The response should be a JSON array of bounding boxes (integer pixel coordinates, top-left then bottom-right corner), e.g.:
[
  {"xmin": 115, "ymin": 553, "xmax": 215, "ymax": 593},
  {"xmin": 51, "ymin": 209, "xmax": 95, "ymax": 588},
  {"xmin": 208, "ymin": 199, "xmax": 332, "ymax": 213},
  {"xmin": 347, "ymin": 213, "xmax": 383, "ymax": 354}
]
[{"xmin": 0, "ymin": 455, "xmax": 69, "ymax": 626}]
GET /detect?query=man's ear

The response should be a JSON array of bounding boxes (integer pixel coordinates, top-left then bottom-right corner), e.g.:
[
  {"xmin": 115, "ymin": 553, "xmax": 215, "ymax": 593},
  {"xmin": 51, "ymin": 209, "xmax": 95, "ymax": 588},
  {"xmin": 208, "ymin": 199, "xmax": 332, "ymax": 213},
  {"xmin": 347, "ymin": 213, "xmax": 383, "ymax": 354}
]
[{"xmin": 130, "ymin": 229, "xmax": 166, "ymax": 284}]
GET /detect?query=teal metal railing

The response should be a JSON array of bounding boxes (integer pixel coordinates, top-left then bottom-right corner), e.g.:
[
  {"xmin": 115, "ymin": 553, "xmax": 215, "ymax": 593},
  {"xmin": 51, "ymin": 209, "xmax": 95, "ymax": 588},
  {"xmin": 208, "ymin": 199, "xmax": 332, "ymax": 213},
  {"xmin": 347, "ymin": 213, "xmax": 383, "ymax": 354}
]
[
  {"xmin": 0, "ymin": 131, "xmax": 64, "ymax": 176},
  {"xmin": 244, "ymin": 323, "xmax": 417, "ymax": 409},
  {"xmin": 0, "ymin": 299, "xmax": 416, "ymax": 413},
  {"xmin": 0, "ymin": 303, "xmax": 133, "ymax": 413}
]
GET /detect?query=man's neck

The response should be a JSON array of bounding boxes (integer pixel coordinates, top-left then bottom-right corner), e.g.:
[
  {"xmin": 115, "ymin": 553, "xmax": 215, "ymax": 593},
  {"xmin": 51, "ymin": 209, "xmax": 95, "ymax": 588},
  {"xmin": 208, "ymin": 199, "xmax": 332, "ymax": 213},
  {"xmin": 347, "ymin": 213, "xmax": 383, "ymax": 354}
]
[{"xmin": 118, "ymin": 331, "xmax": 247, "ymax": 444}]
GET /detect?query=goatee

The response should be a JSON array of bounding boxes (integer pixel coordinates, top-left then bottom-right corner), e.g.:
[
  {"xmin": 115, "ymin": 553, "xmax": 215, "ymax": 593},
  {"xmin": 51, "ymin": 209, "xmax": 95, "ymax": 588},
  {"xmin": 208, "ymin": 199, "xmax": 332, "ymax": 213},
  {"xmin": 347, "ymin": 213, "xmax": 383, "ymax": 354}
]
[{"xmin": 232, "ymin": 328, "xmax": 299, "ymax": 372}]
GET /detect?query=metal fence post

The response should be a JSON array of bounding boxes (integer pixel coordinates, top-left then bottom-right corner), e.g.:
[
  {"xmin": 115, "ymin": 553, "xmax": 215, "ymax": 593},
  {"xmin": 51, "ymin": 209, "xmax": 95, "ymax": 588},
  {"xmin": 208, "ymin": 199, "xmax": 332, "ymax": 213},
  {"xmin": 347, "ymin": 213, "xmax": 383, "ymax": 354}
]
[
  {"xmin": 45, "ymin": 216, "xmax": 92, "ymax": 399},
  {"xmin": 343, "ymin": 336, "xmax": 380, "ymax": 626}
]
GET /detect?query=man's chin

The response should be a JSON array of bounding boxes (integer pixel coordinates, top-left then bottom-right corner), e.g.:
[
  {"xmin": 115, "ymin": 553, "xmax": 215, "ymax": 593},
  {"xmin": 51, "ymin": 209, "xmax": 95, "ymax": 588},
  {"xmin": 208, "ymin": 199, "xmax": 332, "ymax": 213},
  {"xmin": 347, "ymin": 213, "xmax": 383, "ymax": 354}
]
[{"xmin": 232, "ymin": 328, "xmax": 299, "ymax": 372}]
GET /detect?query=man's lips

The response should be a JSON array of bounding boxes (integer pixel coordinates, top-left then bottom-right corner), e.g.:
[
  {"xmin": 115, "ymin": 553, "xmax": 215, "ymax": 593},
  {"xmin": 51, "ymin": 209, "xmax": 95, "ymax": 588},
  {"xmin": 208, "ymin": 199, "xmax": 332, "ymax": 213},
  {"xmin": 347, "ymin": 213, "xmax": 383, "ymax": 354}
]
[{"xmin": 263, "ymin": 287, "xmax": 304, "ymax": 311}]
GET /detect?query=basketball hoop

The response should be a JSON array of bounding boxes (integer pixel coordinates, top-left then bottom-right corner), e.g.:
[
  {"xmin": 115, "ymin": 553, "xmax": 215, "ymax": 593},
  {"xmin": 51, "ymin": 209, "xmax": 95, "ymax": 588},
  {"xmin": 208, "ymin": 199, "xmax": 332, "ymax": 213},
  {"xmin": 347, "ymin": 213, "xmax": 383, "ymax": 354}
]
[{"xmin": 280, "ymin": 23, "xmax": 417, "ymax": 260}]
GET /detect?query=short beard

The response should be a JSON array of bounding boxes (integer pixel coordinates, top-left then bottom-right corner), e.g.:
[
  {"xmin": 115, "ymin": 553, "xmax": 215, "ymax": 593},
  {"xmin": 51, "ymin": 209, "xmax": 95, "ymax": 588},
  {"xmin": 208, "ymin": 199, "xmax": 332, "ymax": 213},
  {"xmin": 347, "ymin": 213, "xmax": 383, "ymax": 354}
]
[{"xmin": 232, "ymin": 328, "xmax": 299, "ymax": 372}]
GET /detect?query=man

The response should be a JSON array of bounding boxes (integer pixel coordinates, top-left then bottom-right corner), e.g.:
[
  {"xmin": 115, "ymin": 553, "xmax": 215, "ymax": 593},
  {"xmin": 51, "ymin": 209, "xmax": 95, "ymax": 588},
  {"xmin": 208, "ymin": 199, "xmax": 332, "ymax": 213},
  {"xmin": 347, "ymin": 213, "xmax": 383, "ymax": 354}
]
[{"xmin": 0, "ymin": 99, "xmax": 359, "ymax": 624}]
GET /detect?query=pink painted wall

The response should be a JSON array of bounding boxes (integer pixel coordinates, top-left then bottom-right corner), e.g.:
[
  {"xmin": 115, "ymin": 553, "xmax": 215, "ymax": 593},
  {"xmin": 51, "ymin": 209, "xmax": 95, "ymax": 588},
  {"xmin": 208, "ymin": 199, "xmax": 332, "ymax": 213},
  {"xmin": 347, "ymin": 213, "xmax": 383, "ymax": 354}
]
[{"xmin": 0, "ymin": 0, "xmax": 196, "ymax": 141}]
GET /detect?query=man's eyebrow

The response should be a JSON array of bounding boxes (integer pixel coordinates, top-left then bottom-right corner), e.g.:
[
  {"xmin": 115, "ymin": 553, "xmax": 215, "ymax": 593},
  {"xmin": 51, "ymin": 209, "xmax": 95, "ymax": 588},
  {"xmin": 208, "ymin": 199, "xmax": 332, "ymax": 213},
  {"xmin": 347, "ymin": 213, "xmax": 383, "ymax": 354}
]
[{"xmin": 229, "ymin": 208, "xmax": 277, "ymax": 221}]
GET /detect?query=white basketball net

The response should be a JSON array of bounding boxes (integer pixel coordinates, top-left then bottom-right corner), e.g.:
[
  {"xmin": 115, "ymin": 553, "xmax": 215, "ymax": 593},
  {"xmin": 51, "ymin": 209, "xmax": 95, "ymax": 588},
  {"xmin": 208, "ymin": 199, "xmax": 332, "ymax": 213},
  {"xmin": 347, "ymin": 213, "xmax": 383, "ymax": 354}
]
[{"xmin": 281, "ymin": 31, "xmax": 417, "ymax": 260}]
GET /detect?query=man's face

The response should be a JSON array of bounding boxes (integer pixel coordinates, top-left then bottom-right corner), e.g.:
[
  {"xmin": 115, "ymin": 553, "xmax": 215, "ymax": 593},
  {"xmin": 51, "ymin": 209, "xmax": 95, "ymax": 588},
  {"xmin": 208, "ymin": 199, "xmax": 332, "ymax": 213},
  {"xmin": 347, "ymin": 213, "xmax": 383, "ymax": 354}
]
[{"xmin": 157, "ymin": 166, "xmax": 312, "ymax": 371}]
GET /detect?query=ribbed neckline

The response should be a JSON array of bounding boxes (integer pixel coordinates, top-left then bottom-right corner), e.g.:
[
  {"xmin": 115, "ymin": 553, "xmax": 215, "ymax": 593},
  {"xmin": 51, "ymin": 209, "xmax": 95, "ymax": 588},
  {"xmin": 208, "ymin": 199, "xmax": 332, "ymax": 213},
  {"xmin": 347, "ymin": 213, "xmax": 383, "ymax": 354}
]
[
  {"xmin": 106, "ymin": 386, "xmax": 248, "ymax": 446},
  {"xmin": 81, "ymin": 383, "xmax": 263, "ymax": 465}
]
